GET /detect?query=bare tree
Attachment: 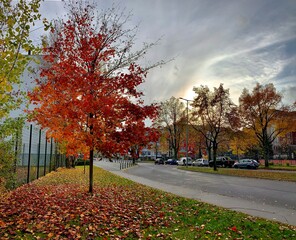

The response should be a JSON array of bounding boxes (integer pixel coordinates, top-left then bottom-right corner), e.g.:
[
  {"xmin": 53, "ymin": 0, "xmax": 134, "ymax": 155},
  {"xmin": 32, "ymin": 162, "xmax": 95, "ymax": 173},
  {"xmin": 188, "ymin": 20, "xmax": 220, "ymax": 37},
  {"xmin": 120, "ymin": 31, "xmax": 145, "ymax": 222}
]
[{"xmin": 154, "ymin": 97, "xmax": 186, "ymax": 160}]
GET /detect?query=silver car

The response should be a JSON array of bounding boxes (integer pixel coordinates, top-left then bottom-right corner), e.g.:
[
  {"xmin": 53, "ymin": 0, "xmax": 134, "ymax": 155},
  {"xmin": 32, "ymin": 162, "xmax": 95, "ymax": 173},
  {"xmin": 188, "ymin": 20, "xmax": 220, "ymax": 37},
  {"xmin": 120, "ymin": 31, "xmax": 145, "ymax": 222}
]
[
  {"xmin": 192, "ymin": 159, "xmax": 209, "ymax": 167},
  {"xmin": 233, "ymin": 159, "xmax": 259, "ymax": 169}
]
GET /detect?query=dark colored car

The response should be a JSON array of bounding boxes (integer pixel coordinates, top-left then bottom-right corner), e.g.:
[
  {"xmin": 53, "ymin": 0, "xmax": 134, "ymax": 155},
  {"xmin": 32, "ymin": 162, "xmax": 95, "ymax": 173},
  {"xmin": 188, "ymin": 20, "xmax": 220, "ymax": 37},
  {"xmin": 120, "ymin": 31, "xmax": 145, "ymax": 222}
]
[
  {"xmin": 165, "ymin": 159, "xmax": 178, "ymax": 165},
  {"xmin": 233, "ymin": 159, "xmax": 259, "ymax": 169},
  {"xmin": 209, "ymin": 156, "xmax": 235, "ymax": 168},
  {"xmin": 154, "ymin": 158, "xmax": 164, "ymax": 165}
]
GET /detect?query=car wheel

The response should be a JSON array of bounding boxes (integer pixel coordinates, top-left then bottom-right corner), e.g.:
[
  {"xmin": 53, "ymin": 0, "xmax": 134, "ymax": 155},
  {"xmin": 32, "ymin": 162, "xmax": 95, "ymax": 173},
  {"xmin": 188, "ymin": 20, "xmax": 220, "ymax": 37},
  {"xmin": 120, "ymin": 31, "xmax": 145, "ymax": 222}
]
[{"xmin": 234, "ymin": 165, "xmax": 238, "ymax": 169}]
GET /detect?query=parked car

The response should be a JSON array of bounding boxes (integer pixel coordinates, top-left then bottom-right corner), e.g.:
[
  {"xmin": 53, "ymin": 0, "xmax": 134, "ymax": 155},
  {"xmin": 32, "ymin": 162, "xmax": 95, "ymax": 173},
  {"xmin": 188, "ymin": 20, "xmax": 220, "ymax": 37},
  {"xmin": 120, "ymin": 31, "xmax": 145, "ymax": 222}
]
[
  {"xmin": 209, "ymin": 156, "xmax": 235, "ymax": 168},
  {"xmin": 177, "ymin": 157, "xmax": 193, "ymax": 166},
  {"xmin": 233, "ymin": 159, "xmax": 259, "ymax": 169},
  {"xmin": 154, "ymin": 158, "xmax": 164, "ymax": 165},
  {"xmin": 165, "ymin": 159, "xmax": 178, "ymax": 165},
  {"xmin": 192, "ymin": 159, "xmax": 209, "ymax": 167}
]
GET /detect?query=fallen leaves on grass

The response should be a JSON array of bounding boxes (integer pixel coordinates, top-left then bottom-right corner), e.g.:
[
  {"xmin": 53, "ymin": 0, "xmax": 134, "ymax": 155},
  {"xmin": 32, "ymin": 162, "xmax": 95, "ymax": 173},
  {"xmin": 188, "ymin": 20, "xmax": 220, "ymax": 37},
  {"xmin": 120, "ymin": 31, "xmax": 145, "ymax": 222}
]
[{"xmin": 0, "ymin": 168, "xmax": 173, "ymax": 239}]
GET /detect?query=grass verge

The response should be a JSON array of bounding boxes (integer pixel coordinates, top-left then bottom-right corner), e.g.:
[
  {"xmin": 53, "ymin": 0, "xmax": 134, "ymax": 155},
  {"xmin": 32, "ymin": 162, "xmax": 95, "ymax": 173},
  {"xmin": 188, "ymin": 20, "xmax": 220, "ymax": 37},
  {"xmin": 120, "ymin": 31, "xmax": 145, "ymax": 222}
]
[
  {"xmin": 0, "ymin": 166, "xmax": 295, "ymax": 239},
  {"xmin": 261, "ymin": 165, "xmax": 296, "ymax": 171},
  {"xmin": 178, "ymin": 166, "xmax": 296, "ymax": 182}
]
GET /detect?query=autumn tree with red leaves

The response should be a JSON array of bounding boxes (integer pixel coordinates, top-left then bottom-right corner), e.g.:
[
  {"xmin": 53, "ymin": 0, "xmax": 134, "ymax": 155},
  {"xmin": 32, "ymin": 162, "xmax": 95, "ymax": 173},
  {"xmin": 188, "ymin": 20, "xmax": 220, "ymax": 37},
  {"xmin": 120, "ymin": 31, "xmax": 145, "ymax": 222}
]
[{"xmin": 28, "ymin": 2, "xmax": 159, "ymax": 193}]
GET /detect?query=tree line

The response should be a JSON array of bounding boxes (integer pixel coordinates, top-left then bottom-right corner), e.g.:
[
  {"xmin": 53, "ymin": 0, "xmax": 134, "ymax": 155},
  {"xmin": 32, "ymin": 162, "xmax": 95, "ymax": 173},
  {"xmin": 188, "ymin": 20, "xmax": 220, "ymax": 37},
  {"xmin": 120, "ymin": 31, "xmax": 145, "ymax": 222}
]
[{"xmin": 155, "ymin": 84, "xmax": 296, "ymax": 170}]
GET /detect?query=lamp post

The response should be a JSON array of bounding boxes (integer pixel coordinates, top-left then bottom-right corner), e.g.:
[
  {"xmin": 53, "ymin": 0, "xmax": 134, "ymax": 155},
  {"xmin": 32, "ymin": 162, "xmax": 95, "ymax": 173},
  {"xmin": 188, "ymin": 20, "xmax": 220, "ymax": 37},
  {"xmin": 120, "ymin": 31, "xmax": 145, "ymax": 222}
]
[{"xmin": 179, "ymin": 97, "xmax": 192, "ymax": 167}]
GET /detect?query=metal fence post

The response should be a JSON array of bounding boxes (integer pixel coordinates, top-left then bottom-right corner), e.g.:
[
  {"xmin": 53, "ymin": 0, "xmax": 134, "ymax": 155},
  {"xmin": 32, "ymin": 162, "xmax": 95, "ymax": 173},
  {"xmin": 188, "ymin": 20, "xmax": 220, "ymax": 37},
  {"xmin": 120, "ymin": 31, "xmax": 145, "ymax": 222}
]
[
  {"xmin": 14, "ymin": 127, "xmax": 19, "ymax": 174},
  {"xmin": 37, "ymin": 129, "xmax": 41, "ymax": 179},
  {"xmin": 49, "ymin": 138, "xmax": 53, "ymax": 172},
  {"xmin": 55, "ymin": 143, "xmax": 58, "ymax": 170},
  {"xmin": 44, "ymin": 137, "xmax": 48, "ymax": 176},
  {"xmin": 27, "ymin": 124, "xmax": 33, "ymax": 184}
]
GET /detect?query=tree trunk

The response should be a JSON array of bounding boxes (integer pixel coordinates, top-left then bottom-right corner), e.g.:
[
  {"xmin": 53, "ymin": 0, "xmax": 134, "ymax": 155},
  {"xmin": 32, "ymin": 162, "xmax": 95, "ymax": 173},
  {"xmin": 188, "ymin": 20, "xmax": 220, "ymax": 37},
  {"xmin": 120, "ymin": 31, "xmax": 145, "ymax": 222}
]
[
  {"xmin": 173, "ymin": 143, "xmax": 178, "ymax": 160},
  {"xmin": 172, "ymin": 135, "xmax": 179, "ymax": 160},
  {"xmin": 212, "ymin": 142, "xmax": 218, "ymax": 171},
  {"xmin": 89, "ymin": 148, "xmax": 94, "ymax": 194},
  {"xmin": 66, "ymin": 157, "xmax": 70, "ymax": 168},
  {"xmin": 206, "ymin": 136, "xmax": 212, "ymax": 161},
  {"xmin": 262, "ymin": 129, "xmax": 271, "ymax": 167},
  {"xmin": 264, "ymin": 151, "xmax": 269, "ymax": 167},
  {"xmin": 198, "ymin": 146, "xmax": 202, "ymax": 158},
  {"xmin": 263, "ymin": 137, "xmax": 271, "ymax": 167},
  {"xmin": 71, "ymin": 156, "xmax": 75, "ymax": 168},
  {"xmin": 89, "ymin": 113, "xmax": 94, "ymax": 194},
  {"xmin": 207, "ymin": 146, "xmax": 212, "ymax": 161}
]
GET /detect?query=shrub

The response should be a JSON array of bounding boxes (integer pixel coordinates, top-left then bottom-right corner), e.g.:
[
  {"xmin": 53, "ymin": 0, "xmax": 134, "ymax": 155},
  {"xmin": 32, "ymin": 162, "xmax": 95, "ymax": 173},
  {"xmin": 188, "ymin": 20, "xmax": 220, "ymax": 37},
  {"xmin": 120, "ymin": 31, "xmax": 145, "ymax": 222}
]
[
  {"xmin": 0, "ymin": 140, "xmax": 16, "ymax": 189},
  {"xmin": 75, "ymin": 159, "xmax": 90, "ymax": 166}
]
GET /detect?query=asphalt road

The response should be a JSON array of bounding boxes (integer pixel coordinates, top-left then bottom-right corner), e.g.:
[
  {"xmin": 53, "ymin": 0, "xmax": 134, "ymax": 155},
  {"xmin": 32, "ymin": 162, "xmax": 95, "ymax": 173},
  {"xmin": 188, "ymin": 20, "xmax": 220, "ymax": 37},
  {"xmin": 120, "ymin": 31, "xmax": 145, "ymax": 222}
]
[{"xmin": 94, "ymin": 161, "xmax": 296, "ymax": 226}]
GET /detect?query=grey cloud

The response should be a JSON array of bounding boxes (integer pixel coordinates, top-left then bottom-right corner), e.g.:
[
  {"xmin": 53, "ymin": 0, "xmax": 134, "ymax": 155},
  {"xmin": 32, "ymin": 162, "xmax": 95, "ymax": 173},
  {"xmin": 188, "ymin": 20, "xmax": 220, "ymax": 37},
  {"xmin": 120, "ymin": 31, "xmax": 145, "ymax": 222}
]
[
  {"xmin": 280, "ymin": 85, "xmax": 296, "ymax": 105},
  {"xmin": 33, "ymin": 0, "xmax": 296, "ymax": 105}
]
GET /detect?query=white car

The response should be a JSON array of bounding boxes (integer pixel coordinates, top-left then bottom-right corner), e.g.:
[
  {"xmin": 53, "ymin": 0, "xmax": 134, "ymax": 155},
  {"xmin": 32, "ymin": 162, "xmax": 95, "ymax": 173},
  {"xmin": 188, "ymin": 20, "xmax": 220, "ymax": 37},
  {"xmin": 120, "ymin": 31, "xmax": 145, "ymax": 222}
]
[
  {"xmin": 192, "ymin": 159, "xmax": 209, "ymax": 167},
  {"xmin": 177, "ymin": 157, "xmax": 193, "ymax": 166}
]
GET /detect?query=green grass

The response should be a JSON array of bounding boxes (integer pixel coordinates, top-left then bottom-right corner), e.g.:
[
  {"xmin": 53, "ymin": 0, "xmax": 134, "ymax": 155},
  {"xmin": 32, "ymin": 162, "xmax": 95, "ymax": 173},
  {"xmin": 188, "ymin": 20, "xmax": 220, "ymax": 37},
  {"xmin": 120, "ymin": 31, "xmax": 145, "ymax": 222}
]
[
  {"xmin": 179, "ymin": 166, "xmax": 296, "ymax": 182},
  {"xmin": 261, "ymin": 165, "xmax": 296, "ymax": 171},
  {"xmin": 0, "ymin": 166, "xmax": 295, "ymax": 239}
]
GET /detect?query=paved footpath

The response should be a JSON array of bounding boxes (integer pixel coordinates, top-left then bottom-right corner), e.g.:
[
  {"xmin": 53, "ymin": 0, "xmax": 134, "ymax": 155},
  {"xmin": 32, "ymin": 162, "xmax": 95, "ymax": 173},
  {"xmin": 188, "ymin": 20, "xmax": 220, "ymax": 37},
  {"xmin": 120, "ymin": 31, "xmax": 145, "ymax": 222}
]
[{"xmin": 94, "ymin": 161, "xmax": 296, "ymax": 226}]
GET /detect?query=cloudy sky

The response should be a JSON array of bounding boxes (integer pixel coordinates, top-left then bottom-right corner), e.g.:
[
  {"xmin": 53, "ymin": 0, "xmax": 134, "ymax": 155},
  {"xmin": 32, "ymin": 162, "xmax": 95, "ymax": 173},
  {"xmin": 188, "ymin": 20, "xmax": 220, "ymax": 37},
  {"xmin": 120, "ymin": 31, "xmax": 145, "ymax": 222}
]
[{"xmin": 30, "ymin": 0, "xmax": 296, "ymax": 105}]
